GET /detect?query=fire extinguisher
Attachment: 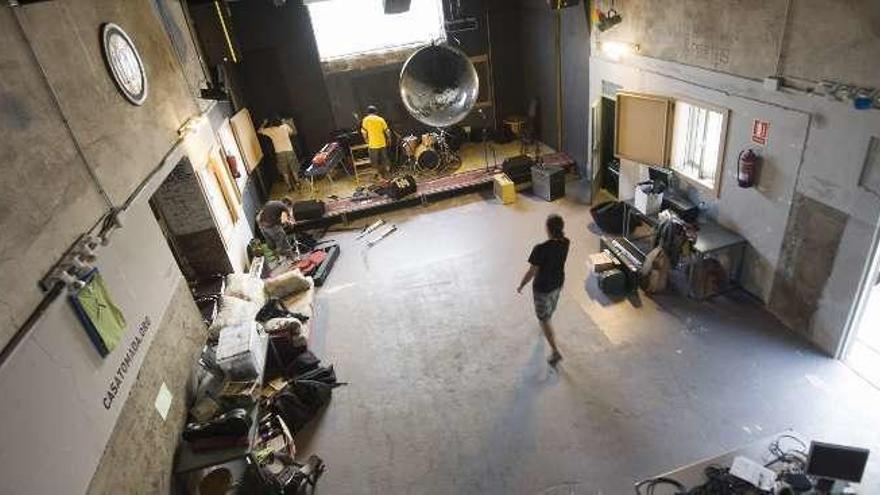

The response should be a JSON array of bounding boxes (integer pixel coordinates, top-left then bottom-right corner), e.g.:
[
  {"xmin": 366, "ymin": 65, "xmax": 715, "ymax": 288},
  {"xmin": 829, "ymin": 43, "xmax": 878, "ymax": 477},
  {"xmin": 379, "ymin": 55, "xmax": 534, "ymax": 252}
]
[
  {"xmin": 738, "ymin": 149, "xmax": 760, "ymax": 188},
  {"xmin": 225, "ymin": 154, "xmax": 241, "ymax": 179}
]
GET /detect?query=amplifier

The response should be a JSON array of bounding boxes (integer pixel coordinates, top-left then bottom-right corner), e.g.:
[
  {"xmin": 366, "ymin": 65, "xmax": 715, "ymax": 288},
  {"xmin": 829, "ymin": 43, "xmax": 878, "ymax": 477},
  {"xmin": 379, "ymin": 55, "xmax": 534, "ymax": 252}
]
[{"xmin": 531, "ymin": 165, "xmax": 566, "ymax": 202}]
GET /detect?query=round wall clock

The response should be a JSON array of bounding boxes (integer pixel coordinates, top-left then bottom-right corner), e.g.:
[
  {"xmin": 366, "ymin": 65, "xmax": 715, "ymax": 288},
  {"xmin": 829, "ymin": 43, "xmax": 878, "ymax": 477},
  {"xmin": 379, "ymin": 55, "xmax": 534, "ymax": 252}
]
[{"xmin": 100, "ymin": 23, "xmax": 148, "ymax": 106}]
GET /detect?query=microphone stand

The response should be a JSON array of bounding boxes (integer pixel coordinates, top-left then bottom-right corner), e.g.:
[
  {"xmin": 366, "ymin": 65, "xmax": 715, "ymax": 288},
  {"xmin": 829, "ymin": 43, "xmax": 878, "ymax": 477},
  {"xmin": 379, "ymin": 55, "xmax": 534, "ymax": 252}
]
[{"xmin": 478, "ymin": 108, "xmax": 493, "ymax": 172}]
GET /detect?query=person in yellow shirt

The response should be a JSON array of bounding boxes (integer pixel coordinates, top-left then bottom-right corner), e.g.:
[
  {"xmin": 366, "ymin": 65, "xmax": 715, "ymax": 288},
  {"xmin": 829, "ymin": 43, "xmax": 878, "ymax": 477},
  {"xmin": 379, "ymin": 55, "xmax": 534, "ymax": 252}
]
[{"xmin": 361, "ymin": 105, "xmax": 392, "ymax": 179}]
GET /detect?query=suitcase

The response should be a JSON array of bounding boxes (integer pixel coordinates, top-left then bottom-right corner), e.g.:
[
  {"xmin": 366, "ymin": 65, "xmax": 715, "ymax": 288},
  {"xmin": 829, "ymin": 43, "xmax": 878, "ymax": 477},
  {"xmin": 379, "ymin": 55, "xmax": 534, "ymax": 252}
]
[
  {"xmin": 292, "ymin": 200, "xmax": 326, "ymax": 221},
  {"xmin": 598, "ymin": 268, "xmax": 627, "ymax": 296},
  {"xmin": 312, "ymin": 244, "xmax": 340, "ymax": 287},
  {"xmin": 531, "ymin": 165, "xmax": 565, "ymax": 201},
  {"xmin": 502, "ymin": 155, "xmax": 534, "ymax": 184}
]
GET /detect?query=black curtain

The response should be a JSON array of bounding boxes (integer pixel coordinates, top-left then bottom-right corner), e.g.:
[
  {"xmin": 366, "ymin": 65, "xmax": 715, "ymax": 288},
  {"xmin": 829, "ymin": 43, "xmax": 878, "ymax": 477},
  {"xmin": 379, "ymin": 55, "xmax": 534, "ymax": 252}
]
[{"xmin": 230, "ymin": 0, "xmax": 336, "ymax": 156}]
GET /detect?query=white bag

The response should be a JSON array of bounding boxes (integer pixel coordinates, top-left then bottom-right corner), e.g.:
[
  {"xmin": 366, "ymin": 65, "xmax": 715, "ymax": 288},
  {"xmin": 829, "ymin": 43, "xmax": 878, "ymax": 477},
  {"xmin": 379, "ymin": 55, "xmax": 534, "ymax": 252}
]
[{"xmin": 264, "ymin": 269, "xmax": 311, "ymax": 299}]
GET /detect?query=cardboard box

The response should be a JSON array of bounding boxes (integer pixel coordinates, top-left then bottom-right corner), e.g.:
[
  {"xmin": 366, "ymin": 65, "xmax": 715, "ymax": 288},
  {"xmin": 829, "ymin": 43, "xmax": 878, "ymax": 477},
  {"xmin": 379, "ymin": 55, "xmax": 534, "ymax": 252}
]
[
  {"xmin": 634, "ymin": 186, "xmax": 663, "ymax": 215},
  {"xmin": 589, "ymin": 252, "xmax": 617, "ymax": 273}
]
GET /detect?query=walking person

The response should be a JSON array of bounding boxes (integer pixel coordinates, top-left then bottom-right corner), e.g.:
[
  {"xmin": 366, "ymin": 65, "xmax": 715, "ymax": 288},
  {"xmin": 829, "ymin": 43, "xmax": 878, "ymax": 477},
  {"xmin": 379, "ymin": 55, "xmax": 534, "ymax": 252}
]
[
  {"xmin": 360, "ymin": 105, "xmax": 392, "ymax": 180},
  {"xmin": 517, "ymin": 214, "xmax": 570, "ymax": 366}
]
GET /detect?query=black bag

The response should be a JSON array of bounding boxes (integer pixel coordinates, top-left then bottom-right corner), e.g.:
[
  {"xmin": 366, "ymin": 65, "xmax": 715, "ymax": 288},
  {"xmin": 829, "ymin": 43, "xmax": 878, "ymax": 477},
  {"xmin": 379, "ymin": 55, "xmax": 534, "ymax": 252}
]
[
  {"xmin": 292, "ymin": 200, "xmax": 326, "ymax": 221},
  {"xmin": 287, "ymin": 349, "xmax": 321, "ymax": 376},
  {"xmin": 256, "ymin": 298, "xmax": 294, "ymax": 322},
  {"xmin": 598, "ymin": 268, "xmax": 627, "ymax": 296},
  {"xmin": 502, "ymin": 155, "xmax": 534, "ymax": 183},
  {"xmin": 388, "ymin": 175, "xmax": 417, "ymax": 200},
  {"xmin": 272, "ymin": 380, "xmax": 333, "ymax": 432},
  {"xmin": 296, "ymin": 365, "xmax": 339, "ymax": 385},
  {"xmin": 590, "ymin": 201, "xmax": 625, "ymax": 235}
]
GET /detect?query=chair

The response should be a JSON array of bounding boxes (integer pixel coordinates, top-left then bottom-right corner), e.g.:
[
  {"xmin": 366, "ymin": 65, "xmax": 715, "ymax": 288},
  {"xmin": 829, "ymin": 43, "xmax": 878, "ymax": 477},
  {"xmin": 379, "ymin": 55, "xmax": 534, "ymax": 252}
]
[{"xmin": 303, "ymin": 143, "xmax": 345, "ymax": 195}]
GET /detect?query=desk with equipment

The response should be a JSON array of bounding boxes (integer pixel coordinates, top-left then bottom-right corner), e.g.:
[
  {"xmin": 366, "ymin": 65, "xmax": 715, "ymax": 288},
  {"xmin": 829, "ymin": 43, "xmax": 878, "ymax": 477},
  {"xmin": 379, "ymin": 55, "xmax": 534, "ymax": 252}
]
[
  {"xmin": 636, "ymin": 431, "xmax": 871, "ymax": 494},
  {"xmin": 591, "ymin": 166, "xmax": 747, "ymax": 299}
]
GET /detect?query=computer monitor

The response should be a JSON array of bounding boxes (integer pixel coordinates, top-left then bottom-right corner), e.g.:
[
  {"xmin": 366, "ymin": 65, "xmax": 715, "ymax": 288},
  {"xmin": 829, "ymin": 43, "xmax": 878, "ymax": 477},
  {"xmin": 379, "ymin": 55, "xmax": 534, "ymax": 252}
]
[
  {"xmin": 806, "ymin": 441, "xmax": 870, "ymax": 483},
  {"xmin": 647, "ymin": 166, "xmax": 672, "ymax": 190}
]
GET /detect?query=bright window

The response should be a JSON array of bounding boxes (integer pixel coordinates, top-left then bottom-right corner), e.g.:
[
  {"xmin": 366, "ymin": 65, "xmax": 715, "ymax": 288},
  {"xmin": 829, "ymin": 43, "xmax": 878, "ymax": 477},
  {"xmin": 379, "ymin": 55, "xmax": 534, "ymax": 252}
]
[
  {"xmin": 670, "ymin": 101, "xmax": 727, "ymax": 191},
  {"xmin": 307, "ymin": 0, "xmax": 445, "ymax": 61}
]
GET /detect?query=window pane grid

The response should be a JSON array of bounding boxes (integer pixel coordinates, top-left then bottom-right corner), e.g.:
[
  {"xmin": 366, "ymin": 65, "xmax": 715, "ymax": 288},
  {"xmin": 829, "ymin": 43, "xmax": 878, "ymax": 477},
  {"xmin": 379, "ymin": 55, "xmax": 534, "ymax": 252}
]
[
  {"xmin": 671, "ymin": 102, "xmax": 724, "ymax": 190},
  {"xmin": 308, "ymin": 0, "xmax": 445, "ymax": 61}
]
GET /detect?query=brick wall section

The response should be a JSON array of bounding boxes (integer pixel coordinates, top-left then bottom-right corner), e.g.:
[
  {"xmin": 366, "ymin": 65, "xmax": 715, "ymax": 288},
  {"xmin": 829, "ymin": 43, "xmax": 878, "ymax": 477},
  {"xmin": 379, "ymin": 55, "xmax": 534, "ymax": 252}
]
[
  {"xmin": 87, "ymin": 280, "xmax": 205, "ymax": 495},
  {"xmin": 152, "ymin": 158, "xmax": 216, "ymax": 236}
]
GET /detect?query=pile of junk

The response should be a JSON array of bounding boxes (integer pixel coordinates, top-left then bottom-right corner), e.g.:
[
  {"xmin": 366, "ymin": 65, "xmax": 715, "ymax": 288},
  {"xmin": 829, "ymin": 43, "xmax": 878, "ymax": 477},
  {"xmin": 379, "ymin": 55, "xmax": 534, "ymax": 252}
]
[{"xmin": 178, "ymin": 257, "xmax": 344, "ymax": 494}]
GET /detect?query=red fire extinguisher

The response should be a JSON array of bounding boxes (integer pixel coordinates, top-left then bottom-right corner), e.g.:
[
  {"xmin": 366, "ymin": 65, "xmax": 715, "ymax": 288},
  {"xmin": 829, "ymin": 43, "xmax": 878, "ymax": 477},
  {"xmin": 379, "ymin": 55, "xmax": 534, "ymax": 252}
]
[{"xmin": 738, "ymin": 149, "xmax": 760, "ymax": 188}]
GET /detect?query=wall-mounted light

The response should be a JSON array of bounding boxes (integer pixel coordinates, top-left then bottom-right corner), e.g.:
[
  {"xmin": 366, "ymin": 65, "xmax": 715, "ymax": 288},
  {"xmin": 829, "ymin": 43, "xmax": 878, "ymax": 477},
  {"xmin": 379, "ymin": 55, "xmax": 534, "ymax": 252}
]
[
  {"xmin": 178, "ymin": 114, "xmax": 208, "ymax": 138},
  {"xmin": 600, "ymin": 41, "xmax": 638, "ymax": 61},
  {"xmin": 596, "ymin": 8, "xmax": 622, "ymax": 32}
]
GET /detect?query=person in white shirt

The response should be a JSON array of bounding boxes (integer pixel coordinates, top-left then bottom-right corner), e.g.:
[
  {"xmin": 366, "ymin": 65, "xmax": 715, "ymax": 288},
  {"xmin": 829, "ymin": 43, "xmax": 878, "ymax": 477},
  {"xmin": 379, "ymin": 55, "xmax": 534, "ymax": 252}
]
[{"xmin": 259, "ymin": 117, "xmax": 300, "ymax": 191}]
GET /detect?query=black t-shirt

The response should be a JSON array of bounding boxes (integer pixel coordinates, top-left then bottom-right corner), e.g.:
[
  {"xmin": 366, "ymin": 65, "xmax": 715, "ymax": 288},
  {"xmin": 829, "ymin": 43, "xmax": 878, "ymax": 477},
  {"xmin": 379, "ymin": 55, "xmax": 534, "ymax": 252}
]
[
  {"xmin": 259, "ymin": 200, "xmax": 288, "ymax": 227},
  {"xmin": 528, "ymin": 238, "xmax": 570, "ymax": 293}
]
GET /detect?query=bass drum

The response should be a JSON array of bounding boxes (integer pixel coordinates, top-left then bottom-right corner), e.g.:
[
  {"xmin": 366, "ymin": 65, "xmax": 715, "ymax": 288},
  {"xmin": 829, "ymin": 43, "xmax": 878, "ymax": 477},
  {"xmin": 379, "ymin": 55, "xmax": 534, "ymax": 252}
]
[{"xmin": 415, "ymin": 145, "xmax": 440, "ymax": 169}]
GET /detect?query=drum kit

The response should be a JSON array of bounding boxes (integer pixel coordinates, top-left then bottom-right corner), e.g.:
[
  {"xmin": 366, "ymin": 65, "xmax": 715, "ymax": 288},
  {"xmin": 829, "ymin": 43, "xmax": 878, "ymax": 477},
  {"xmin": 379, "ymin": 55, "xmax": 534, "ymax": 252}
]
[{"xmin": 398, "ymin": 130, "xmax": 460, "ymax": 174}]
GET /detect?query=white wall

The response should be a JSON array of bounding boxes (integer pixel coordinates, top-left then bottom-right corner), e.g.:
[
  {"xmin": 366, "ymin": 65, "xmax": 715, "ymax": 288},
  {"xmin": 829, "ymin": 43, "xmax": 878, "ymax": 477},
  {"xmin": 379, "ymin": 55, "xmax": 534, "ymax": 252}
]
[
  {"xmin": 182, "ymin": 113, "xmax": 254, "ymax": 273},
  {"xmin": 589, "ymin": 54, "xmax": 880, "ymax": 354},
  {"xmin": 0, "ymin": 184, "xmax": 182, "ymax": 495},
  {"xmin": 592, "ymin": 56, "xmax": 809, "ymax": 300},
  {"xmin": 0, "ymin": 108, "xmax": 255, "ymax": 494}
]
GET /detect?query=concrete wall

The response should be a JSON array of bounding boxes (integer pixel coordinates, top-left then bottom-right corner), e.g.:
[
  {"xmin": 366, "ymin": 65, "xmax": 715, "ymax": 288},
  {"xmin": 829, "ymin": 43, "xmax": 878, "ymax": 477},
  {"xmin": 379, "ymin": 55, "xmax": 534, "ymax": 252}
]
[
  {"xmin": 0, "ymin": 1, "xmax": 250, "ymax": 493},
  {"xmin": 606, "ymin": 0, "xmax": 880, "ymax": 87},
  {"xmin": 590, "ymin": 1, "xmax": 880, "ymax": 355},
  {"xmin": 87, "ymin": 281, "xmax": 205, "ymax": 495},
  {"xmin": 601, "ymin": 57, "xmax": 810, "ymax": 301}
]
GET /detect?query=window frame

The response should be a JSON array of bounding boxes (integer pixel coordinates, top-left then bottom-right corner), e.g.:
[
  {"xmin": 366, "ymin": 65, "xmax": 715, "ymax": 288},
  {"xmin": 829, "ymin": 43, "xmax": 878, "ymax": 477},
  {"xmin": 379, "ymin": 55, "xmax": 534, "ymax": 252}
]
[
  {"xmin": 668, "ymin": 97, "xmax": 729, "ymax": 197},
  {"xmin": 613, "ymin": 91, "xmax": 674, "ymax": 166},
  {"xmin": 307, "ymin": 0, "xmax": 446, "ymax": 62}
]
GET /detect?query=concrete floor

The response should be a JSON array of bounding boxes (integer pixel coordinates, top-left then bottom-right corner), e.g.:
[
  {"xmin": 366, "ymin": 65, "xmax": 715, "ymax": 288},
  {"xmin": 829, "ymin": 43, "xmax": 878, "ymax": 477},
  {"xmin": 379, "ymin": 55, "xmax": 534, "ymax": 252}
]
[{"xmin": 297, "ymin": 180, "xmax": 880, "ymax": 494}]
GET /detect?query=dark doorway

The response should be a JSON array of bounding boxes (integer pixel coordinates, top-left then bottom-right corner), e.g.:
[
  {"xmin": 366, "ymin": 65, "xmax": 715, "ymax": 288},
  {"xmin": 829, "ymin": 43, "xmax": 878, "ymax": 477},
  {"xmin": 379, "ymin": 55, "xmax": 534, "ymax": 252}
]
[
  {"xmin": 599, "ymin": 97, "xmax": 618, "ymax": 197},
  {"xmin": 149, "ymin": 157, "xmax": 233, "ymax": 282}
]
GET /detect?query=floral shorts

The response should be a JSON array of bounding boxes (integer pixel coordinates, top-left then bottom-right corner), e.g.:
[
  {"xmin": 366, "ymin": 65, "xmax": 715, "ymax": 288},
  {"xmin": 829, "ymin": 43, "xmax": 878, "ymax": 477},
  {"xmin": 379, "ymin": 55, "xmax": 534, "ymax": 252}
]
[{"xmin": 533, "ymin": 288, "xmax": 561, "ymax": 322}]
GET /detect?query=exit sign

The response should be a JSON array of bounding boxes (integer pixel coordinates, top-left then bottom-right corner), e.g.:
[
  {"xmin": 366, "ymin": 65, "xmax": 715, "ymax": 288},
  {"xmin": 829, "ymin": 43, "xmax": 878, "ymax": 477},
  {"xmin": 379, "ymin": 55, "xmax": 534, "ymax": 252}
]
[{"xmin": 752, "ymin": 120, "xmax": 770, "ymax": 146}]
